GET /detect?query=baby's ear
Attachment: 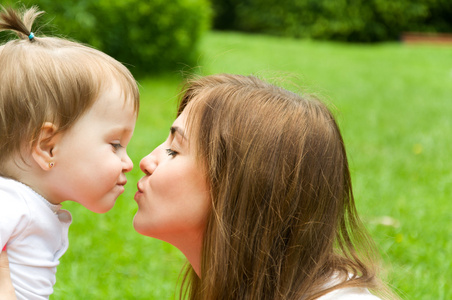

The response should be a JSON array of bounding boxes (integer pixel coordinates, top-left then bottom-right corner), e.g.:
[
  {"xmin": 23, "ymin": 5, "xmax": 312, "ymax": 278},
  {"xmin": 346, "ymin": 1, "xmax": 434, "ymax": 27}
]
[{"xmin": 32, "ymin": 122, "xmax": 58, "ymax": 171}]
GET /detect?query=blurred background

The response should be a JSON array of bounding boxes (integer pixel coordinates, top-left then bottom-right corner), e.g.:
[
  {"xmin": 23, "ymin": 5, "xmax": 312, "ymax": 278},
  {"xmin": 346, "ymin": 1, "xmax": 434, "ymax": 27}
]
[
  {"xmin": 2, "ymin": 0, "xmax": 452, "ymax": 77},
  {"xmin": 1, "ymin": 1, "xmax": 451, "ymax": 299}
]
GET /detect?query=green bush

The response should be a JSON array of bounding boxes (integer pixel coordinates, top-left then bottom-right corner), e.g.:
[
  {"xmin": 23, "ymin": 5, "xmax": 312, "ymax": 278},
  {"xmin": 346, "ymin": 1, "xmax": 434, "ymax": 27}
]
[
  {"xmin": 1, "ymin": 0, "xmax": 211, "ymax": 76},
  {"xmin": 211, "ymin": 0, "xmax": 452, "ymax": 42}
]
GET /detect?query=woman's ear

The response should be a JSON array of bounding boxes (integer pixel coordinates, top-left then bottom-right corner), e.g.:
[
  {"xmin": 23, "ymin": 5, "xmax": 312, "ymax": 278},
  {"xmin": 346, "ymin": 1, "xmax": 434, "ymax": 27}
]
[{"xmin": 31, "ymin": 122, "xmax": 58, "ymax": 171}]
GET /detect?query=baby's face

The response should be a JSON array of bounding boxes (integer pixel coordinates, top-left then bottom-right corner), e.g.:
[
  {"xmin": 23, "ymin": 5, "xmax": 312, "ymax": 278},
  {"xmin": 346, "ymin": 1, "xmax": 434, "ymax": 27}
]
[{"xmin": 48, "ymin": 81, "xmax": 137, "ymax": 213}]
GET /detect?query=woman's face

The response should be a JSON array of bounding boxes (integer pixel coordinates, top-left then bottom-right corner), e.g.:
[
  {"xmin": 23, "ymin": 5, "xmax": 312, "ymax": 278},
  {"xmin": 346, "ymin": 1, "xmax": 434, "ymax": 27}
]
[{"xmin": 133, "ymin": 104, "xmax": 210, "ymax": 247}]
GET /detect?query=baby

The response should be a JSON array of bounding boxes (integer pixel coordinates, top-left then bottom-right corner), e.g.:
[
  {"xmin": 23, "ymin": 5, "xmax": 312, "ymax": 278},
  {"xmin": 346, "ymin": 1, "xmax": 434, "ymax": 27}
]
[{"xmin": 0, "ymin": 6, "xmax": 139, "ymax": 299}]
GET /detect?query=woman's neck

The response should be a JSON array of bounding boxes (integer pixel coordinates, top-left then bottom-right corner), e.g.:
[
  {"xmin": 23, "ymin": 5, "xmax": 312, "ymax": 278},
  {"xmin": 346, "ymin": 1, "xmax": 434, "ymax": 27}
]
[{"xmin": 166, "ymin": 231, "xmax": 203, "ymax": 277}]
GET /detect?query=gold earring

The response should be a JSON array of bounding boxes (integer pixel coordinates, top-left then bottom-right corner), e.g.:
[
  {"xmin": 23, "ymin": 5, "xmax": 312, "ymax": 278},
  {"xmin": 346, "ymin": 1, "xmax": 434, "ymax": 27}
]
[{"xmin": 49, "ymin": 162, "xmax": 55, "ymax": 168}]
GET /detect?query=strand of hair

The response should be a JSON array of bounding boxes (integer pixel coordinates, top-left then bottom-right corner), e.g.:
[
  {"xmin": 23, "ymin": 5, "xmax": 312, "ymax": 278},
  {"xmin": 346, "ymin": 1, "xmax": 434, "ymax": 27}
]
[{"xmin": 0, "ymin": 6, "xmax": 43, "ymax": 39}]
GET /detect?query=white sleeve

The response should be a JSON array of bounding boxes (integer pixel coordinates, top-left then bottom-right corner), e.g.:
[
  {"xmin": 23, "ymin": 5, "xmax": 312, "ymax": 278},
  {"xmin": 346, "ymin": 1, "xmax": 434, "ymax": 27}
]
[
  {"xmin": 0, "ymin": 188, "xmax": 31, "ymax": 248},
  {"xmin": 317, "ymin": 287, "xmax": 382, "ymax": 300}
]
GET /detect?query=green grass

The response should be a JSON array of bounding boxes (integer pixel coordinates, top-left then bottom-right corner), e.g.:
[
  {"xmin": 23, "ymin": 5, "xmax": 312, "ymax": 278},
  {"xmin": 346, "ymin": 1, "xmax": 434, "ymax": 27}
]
[{"xmin": 52, "ymin": 31, "xmax": 452, "ymax": 299}]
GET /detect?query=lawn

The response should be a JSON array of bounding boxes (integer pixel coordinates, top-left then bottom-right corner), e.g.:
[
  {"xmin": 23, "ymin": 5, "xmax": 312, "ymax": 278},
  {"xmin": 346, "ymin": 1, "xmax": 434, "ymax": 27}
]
[{"xmin": 52, "ymin": 31, "xmax": 452, "ymax": 299}]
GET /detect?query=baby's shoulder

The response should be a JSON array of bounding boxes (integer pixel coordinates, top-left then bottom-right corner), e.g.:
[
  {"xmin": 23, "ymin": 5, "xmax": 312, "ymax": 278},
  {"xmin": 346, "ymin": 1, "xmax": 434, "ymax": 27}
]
[{"xmin": 0, "ymin": 177, "xmax": 32, "ymax": 215}]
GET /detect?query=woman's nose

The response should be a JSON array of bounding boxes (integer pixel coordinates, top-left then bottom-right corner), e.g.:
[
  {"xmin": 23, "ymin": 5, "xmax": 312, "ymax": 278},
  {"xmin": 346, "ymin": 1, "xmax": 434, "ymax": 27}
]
[{"xmin": 139, "ymin": 149, "xmax": 159, "ymax": 176}]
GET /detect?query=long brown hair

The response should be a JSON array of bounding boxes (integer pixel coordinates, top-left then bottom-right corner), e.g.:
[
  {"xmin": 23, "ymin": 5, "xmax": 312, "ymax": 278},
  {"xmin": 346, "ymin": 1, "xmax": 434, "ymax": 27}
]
[
  {"xmin": 177, "ymin": 74, "xmax": 394, "ymax": 299},
  {"xmin": 0, "ymin": 6, "xmax": 139, "ymax": 175}
]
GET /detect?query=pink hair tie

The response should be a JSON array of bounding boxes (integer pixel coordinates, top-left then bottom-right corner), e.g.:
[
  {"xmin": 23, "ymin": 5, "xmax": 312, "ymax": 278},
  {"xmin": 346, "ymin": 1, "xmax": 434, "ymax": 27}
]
[{"xmin": 2, "ymin": 245, "xmax": 6, "ymax": 251}]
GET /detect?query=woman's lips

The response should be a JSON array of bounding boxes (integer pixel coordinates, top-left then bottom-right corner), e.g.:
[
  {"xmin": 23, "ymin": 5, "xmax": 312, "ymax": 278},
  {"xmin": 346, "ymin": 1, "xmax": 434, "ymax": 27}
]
[
  {"xmin": 134, "ymin": 181, "xmax": 144, "ymax": 200},
  {"xmin": 136, "ymin": 181, "xmax": 144, "ymax": 193}
]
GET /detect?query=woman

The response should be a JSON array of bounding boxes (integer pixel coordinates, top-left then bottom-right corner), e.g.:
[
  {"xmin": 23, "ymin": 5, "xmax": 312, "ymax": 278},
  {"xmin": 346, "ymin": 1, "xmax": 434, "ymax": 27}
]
[
  {"xmin": 134, "ymin": 74, "xmax": 396, "ymax": 299},
  {"xmin": 1, "ymin": 74, "xmax": 396, "ymax": 299}
]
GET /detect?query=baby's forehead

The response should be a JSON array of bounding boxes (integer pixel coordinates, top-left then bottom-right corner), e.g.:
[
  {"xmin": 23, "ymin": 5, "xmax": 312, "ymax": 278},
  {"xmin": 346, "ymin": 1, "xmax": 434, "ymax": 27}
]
[
  {"xmin": 95, "ymin": 82, "xmax": 137, "ymax": 111},
  {"xmin": 99, "ymin": 77, "xmax": 138, "ymax": 108}
]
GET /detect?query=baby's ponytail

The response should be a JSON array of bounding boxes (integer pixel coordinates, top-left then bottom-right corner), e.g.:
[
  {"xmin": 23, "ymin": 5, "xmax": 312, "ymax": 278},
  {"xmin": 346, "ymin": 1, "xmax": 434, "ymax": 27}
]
[{"xmin": 0, "ymin": 6, "xmax": 43, "ymax": 41}]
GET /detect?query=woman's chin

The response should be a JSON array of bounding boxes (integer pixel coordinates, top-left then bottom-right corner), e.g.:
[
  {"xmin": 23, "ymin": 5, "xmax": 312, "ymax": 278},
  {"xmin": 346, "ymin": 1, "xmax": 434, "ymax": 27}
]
[{"xmin": 132, "ymin": 214, "xmax": 151, "ymax": 237}]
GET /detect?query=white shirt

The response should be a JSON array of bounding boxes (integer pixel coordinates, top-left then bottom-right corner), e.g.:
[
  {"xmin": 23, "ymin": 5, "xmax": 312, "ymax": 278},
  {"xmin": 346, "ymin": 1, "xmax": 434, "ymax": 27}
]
[
  {"xmin": 316, "ymin": 272, "xmax": 382, "ymax": 300},
  {"xmin": 0, "ymin": 177, "xmax": 72, "ymax": 300},
  {"xmin": 318, "ymin": 286, "xmax": 381, "ymax": 299}
]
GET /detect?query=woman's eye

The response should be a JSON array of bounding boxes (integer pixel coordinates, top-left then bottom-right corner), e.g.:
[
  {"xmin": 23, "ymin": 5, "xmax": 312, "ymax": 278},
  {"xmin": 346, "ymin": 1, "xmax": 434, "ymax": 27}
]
[{"xmin": 165, "ymin": 148, "xmax": 178, "ymax": 157}]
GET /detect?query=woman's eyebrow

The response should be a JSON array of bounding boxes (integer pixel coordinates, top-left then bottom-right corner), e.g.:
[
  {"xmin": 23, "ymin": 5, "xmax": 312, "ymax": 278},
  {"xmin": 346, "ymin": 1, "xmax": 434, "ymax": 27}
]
[{"xmin": 170, "ymin": 126, "xmax": 187, "ymax": 140}]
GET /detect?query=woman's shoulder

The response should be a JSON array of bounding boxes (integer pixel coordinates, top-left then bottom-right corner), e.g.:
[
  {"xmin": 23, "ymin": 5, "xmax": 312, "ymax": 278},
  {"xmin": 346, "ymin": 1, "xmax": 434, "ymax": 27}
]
[{"xmin": 317, "ymin": 286, "xmax": 381, "ymax": 300}]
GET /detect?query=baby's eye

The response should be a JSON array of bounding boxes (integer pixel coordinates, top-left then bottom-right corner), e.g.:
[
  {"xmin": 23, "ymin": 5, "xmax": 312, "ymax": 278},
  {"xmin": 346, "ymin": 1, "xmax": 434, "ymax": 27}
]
[
  {"xmin": 111, "ymin": 143, "xmax": 123, "ymax": 151},
  {"xmin": 165, "ymin": 148, "xmax": 178, "ymax": 157}
]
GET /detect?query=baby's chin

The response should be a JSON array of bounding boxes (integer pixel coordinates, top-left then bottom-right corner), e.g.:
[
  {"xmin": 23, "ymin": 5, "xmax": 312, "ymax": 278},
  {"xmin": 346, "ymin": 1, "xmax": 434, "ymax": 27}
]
[
  {"xmin": 94, "ymin": 186, "xmax": 127, "ymax": 213},
  {"xmin": 82, "ymin": 197, "xmax": 117, "ymax": 214}
]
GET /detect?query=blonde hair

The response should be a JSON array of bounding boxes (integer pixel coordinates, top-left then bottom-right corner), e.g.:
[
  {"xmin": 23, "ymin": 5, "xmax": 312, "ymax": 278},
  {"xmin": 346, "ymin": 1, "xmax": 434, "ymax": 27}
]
[
  {"xmin": 0, "ymin": 6, "xmax": 139, "ymax": 175},
  {"xmin": 177, "ymin": 74, "xmax": 397, "ymax": 299}
]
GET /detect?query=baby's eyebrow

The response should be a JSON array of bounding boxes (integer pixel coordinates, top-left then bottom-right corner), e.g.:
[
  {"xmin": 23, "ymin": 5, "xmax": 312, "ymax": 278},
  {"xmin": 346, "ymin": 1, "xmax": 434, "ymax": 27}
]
[
  {"xmin": 170, "ymin": 126, "xmax": 187, "ymax": 140},
  {"xmin": 111, "ymin": 126, "xmax": 134, "ymax": 136}
]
